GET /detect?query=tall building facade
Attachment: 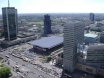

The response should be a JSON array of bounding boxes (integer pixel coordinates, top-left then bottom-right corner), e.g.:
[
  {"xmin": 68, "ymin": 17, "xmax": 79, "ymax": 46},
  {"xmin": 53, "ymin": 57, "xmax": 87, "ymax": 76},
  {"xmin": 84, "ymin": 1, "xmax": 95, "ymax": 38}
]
[
  {"xmin": 63, "ymin": 21, "xmax": 85, "ymax": 73},
  {"xmin": 90, "ymin": 13, "xmax": 94, "ymax": 21},
  {"xmin": 99, "ymin": 32, "xmax": 104, "ymax": 43},
  {"xmin": 87, "ymin": 44, "xmax": 104, "ymax": 67},
  {"xmin": 2, "ymin": 7, "xmax": 18, "ymax": 41},
  {"xmin": 44, "ymin": 14, "xmax": 52, "ymax": 35}
]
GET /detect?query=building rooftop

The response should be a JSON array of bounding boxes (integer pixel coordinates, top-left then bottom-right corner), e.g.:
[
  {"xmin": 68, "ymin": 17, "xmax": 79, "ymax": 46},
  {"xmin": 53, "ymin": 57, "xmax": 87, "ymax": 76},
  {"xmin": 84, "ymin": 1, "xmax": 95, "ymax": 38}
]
[
  {"xmin": 84, "ymin": 33, "xmax": 98, "ymax": 38},
  {"xmin": 28, "ymin": 36, "xmax": 63, "ymax": 49}
]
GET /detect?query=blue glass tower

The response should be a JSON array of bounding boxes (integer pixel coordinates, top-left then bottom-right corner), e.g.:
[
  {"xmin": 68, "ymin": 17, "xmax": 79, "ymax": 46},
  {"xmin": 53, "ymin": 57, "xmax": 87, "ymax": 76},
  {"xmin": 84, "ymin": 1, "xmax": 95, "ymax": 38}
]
[
  {"xmin": 44, "ymin": 14, "xmax": 52, "ymax": 35},
  {"xmin": 2, "ymin": 7, "xmax": 18, "ymax": 41},
  {"xmin": 90, "ymin": 13, "xmax": 94, "ymax": 21}
]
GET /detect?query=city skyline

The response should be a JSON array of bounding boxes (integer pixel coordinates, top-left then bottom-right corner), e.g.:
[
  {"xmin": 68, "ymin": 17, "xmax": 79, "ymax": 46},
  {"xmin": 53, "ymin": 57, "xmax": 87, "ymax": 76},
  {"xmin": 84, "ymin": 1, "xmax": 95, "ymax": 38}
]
[{"xmin": 0, "ymin": 0, "xmax": 104, "ymax": 14}]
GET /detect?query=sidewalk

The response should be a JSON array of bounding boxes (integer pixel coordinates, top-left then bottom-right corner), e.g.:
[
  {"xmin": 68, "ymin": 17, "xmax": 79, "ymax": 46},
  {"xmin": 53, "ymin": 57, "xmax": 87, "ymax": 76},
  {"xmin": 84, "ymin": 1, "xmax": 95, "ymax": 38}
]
[{"xmin": 33, "ymin": 60, "xmax": 62, "ymax": 78}]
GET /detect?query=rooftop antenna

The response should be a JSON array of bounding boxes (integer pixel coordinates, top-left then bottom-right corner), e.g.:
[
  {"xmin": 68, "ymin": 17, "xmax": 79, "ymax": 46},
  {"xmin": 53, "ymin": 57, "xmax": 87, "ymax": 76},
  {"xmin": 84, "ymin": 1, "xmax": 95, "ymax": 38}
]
[{"xmin": 8, "ymin": 0, "xmax": 10, "ymax": 7}]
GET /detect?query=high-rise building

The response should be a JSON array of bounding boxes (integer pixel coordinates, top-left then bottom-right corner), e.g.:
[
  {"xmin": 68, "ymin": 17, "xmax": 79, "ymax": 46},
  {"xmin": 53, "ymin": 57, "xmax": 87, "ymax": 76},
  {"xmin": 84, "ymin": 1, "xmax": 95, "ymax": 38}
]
[
  {"xmin": 90, "ymin": 13, "xmax": 94, "ymax": 21},
  {"xmin": 2, "ymin": 4, "xmax": 18, "ymax": 40},
  {"xmin": 44, "ymin": 14, "xmax": 52, "ymax": 35},
  {"xmin": 63, "ymin": 21, "xmax": 85, "ymax": 73}
]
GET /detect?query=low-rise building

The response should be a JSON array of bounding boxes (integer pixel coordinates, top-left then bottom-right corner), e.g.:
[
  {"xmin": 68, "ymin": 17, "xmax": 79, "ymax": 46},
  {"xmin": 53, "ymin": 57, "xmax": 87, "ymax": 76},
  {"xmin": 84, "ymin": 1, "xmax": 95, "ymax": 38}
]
[{"xmin": 84, "ymin": 33, "xmax": 98, "ymax": 45}]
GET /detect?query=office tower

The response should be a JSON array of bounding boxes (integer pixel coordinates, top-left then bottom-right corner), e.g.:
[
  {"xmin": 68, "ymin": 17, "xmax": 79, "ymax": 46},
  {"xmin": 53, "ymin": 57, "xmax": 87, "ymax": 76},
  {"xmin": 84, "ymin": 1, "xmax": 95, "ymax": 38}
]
[
  {"xmin": 44, "ymin": 14, "xmax": 52, "ymax": 35},
  {"xmin": 2, "ymin": 0, "xmax": 18, "ymax": 41},
  {"xmin": 99, "ymin": 32, "xmax": 104, "ymax": 43},
  {"xmin": 63, "ymin": 21, "xmax": 85, "ymax": 73},
  {"xmin": 90, "ymin": 13, "xmax": 94, "ymax": 21},
  {"xmin": 87, "ymin": 44, "xmax": 104, "ymax": 66}
]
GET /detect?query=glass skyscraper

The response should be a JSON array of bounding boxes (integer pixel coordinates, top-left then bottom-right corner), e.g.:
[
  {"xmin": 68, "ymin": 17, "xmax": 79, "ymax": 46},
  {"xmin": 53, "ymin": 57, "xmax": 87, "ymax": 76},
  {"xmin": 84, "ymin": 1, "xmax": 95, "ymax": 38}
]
[
  {"xmin": 2, "ymin": 7, "xmax": 18, "ymax": 41},
  {"xmin": 44, "ymin": 14, "xmax": 52, "ymax": 35},
  {"xmin": 90, "ymin": 13, "xmax": 94, "ymax": 21}
]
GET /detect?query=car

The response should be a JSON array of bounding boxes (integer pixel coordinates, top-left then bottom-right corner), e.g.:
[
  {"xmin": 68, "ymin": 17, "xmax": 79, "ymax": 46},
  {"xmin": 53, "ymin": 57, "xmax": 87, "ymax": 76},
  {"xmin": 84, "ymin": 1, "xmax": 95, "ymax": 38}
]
[
  {"xmin": 22, "ymin": 58, "xmax": 27, "ymax": 62},
  {"xmin": 22, "ymin": 64, "xmax": 25, "ymax": 66},
  {"xmin": 39, "ymin": 56, "xmax": 44, "ymax": 58},
  {"xmin": 16, "ymin": 61, "xmax": 18, "ymax": 63},
  {"xmin": 33, "ymin": 62, "xmax": 38, "ymax": 65},
  {"xmin": 5, "ymin": 55, "xmax": 9, "ymax": 58},
  {"xmin": 8, "ymin": 52, "xmax": 12, "ymax": 55},
  {"xmin": 0, "ymin": 50, "xmax": 3, "ymax": 52},
  {"xmin": 12, "ymin": 54, "xmax": 15, "ymax": 56}
]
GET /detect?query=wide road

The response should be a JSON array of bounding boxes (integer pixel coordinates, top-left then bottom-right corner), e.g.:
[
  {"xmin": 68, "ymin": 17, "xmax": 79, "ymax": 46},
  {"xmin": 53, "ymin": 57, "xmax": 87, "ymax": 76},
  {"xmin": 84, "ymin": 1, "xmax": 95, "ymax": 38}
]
[{"xmin": 0, "ymin": 52, "xmax": 54, "ymax": 78}]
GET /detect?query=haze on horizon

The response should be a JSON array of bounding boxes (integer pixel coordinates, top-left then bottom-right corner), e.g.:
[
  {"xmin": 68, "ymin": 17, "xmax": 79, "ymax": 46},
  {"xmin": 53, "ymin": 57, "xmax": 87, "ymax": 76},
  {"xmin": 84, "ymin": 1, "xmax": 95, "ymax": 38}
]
[{"xmin": 0, "ymin": 0, "xmax": 104, "ymax": 14}]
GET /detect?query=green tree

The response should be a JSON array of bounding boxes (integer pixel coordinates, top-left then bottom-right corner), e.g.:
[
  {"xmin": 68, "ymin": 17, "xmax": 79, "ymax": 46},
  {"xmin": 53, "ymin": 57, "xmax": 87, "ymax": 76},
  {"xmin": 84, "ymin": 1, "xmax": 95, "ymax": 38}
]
[
  {"xmin": 37, "ymin": 28, "xmax": 41, "ymax": 32},
  {"xmin": 0, "ymin": 66, "xmax": 12, "ymax": 78},
  {"xmin": 46, "ymin": 56, "xmax": 52, "ymax": 62},
  {"xmin": 86, "ymin": 30, "xmax": 89, "ymax": 33},
  {"xmin": 97, "ymin": 29, "xmax": 102, "ymax": 32}
]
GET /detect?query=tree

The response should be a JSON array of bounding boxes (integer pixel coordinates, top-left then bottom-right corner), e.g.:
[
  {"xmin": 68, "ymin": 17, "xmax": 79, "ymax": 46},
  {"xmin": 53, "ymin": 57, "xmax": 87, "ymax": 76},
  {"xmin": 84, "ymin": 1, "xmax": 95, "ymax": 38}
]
[
  {"xmin": 1, "ymin": 31, "xmax": 4, "ymax": 37},
  {"xmin": 86, "ymin": 29, "xmax": 89, "ymax": 33},
  {"xmin": 97, "ymin": 29, "xmax": 102, "ymax": 32},
  {"xmin": 0, "ymin": 66, "xmax": 12, "ymax": 78},
  {"xmin": 46, "ymin": 56, "xmax": 52, "ymax": 62},
  {"xmin": 37, "ymin": 28, "xmax": 41, "ymax": 33}
]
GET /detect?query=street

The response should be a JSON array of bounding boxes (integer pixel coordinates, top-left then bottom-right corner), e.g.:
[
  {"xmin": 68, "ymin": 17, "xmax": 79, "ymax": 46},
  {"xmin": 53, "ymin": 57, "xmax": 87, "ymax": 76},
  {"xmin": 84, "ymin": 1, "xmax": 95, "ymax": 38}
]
[{"xmin": 0, "ymin": 49, "xmax": 55, "ymax": 78}]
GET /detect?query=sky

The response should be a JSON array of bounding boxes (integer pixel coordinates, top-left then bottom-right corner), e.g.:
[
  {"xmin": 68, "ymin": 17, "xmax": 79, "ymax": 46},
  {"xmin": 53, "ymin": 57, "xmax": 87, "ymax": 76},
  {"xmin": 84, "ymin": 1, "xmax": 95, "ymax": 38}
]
[{"xmin": 0, "ymin": 0, "xmax": 104, "ymax": 14}]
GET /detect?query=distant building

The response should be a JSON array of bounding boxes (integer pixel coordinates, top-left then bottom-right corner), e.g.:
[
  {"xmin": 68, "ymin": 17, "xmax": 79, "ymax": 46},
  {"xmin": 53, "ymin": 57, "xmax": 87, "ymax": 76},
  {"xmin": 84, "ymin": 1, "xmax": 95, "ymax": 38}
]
[
  {"xmin": 44, "ymin": 14, "xmax": 52, "ymax": 35},
  {"xmin": 40, "ymin": 26, "xmax": 44, "ymax": 35},
  {"xmin": 63, "ymin": 21, "xmax": 85, "ymax": 73},
  {"xmin": 96, "ymin": 23, "xmax": 104, "ymax": 27},
  {"xmin": 18, "ymin": 27, "xmax": 28, "ymax": 32},
  {"xmin": 86, "ymin": 43, "xmax": 104, "ymax": 67},
  {"xmin": 2, "ymin": 7, "xmax": 18, "ymax": 41},
  {"xmin": 90, "ymin": 13, "xmax": 94, "ymax": 21},
  {"xmin": 90, "ymin": 23, "xmax": 104, "ymax": 31},
  {"xmin": 99, "ymin": 32, "xmax": 104, "ymax": 43},
  {"xmin": 84, "ymin": 33, "xmax": 98, "ymax": 45}
]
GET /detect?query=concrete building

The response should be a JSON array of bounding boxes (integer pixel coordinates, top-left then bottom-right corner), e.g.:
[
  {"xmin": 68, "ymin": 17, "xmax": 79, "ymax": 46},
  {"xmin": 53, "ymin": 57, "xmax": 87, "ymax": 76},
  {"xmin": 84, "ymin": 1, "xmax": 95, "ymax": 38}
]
[
  {"xmin": 2, "ymin": 7, "xmax": 18, "ymax": 41},
  {"xmin": 63, "ymin": 21, "xmax": 85, "ymax": 73},
  {"xmin": 56, "ymin": 53, "xmax": 63, "ymax": 65},
  {"xmin": 97, "ymin": 68, "xmax": 104, "ymax": 77},
  {"xmin": 86, "ymin": 43, "xmax": 104, "ymax": 67},
  {"xmin": 84, "ymin": 33, "xmax": 98, "ymax": 45},
  {"xmin": 90, "ymin": 13, "xmax": 94, "ymax": 21},
  {"xmin": 90, "ymin": 26, "xmax": 104, "ymax": 31},
  {"xmin": 99, "ymin": 31, "xmax": 104, "ymax": 43},
  {"xmin": 44, "ymin": 14, "xmax": 52, "ymax": 35}
]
